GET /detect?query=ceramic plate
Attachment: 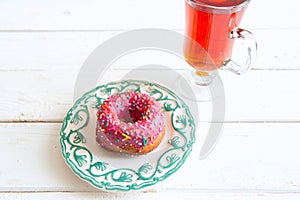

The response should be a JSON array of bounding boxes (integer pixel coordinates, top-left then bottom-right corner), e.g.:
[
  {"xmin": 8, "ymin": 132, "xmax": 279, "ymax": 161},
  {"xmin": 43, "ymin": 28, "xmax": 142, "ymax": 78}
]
[{"xmin": 60, "ymin": 80, "xmax": 195, "ymax": 191}]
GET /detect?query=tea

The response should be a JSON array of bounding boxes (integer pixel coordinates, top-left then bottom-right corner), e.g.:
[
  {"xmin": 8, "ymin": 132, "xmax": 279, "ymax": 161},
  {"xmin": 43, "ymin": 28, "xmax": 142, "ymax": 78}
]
[{"xmin": 184, "ymin": 0, "xmax": 248, "ymax": 71}]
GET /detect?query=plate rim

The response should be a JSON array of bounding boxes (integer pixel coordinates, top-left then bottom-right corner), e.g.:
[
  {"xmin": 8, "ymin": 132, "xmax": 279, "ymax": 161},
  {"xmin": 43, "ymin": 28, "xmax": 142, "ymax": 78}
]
[{"xmin": 60, "ymin": 80, "xmax": 196, "ymax": 191}]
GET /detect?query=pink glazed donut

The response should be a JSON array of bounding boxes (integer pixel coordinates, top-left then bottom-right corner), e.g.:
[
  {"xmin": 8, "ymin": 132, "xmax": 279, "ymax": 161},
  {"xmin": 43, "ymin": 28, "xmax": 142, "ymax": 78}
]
[{"xmin": 96, "ymin": 92, "xmax": 165, "ymax": 154}]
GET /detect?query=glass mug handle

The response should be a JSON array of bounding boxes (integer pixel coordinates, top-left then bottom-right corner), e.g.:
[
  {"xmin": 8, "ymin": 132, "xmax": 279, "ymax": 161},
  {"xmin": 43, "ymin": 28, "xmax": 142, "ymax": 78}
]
[{"xmin": 223, "ymin": 28, "xmax": 257, "ymax": 75}]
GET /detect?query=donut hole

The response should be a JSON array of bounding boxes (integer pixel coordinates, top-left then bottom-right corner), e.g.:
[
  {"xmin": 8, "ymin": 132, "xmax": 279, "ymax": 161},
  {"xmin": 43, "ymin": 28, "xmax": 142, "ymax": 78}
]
[
  {"xmin": 111, "ymin": 104, "xmax": 134, "ymax": 124},
  {"xmin": 115, "ymin": 104, "xmax": 145, "ymax": 123},
  {"xmin": 119, "ymin": 111, "xmax": 134, "ymax": 123},
  {"xmin": 129, "ymin": 93, "xmax": 152, "ymax": 123},
  {"xmin": 109, "ymin": 96, "xmax": 149, "ymax": 124}
]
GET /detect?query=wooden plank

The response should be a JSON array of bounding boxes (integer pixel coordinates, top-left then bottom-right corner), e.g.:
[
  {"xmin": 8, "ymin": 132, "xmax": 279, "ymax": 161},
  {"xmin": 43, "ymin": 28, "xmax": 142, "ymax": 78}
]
[
  {"xmin": 1, "ymin": 191, "xmax": 300, "ymax": 200},
  {"xmin": 0, "ymin": 69, "xmax": 300, "ymax": 122},
  {"xmin": 0, "ymin": 123, "xmax": 300, "ymax": 192},
  {"xmin": 0, "ymin": 30, "xmax": 299, "ymax": 71},
  {"xmin": 0, "ymin": 0, "xmax": 298, "ymax": 30}
]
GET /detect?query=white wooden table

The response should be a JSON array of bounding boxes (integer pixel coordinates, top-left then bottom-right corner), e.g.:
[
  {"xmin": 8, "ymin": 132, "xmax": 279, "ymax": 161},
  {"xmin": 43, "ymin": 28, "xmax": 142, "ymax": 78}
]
[{"xmin": 1, "ymin": 0, "xmax": 300, "ymax": 199}]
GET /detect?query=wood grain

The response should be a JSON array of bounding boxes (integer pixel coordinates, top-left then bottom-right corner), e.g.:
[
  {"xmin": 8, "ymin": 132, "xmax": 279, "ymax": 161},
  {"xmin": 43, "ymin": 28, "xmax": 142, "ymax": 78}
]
[
  {"xmin": 1, "ymin": 191, "xmax": 300, "ymax": 200},
  {"xmin": 1, "ymin": 0, "xmax": 299, "ymax": 198},
  {"xmin": 0, "ymin": 30, "xmax": 299, "ymax": 71},
  {"xmin": 0, "ymin": 0, "xmax": 298, "ymax": 31},
  {"xmin": 0, "ymin": 122, "xmax": 299, "ymax": 192},
  {"xmin": 0, "ymin": 69, "xmax": 300, "ymax": 122}
]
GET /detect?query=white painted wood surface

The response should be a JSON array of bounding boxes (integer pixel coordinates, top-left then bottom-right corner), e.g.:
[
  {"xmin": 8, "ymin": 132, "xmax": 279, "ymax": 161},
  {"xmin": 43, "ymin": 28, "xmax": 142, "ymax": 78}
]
[
  {"xmin": 0, "ymin": 0, "xmax": 298, "ymax": 30},
  {"xmin": 0, "ymin": 30, "xmax": 299, "ymax": 70},
  {"xmin": 1, "ymin": 0, "xmax": 300, "ymax": 199},
  {"xmin": 1, "ymin": 123, "xmax": 300, "ymax": 192},
  {"xmin": 2, "ymin": 192, "xmax": 300, "ymax": 200},
  {"xmin": 1, "ymin": 70, "xmax": 300, "ymax": 122}
]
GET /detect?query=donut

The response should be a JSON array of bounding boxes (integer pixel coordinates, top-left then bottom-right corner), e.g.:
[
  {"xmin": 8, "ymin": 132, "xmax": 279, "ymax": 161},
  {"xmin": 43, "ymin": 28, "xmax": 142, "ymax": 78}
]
[{"xmin": 96, "ymin": 92, "xmax": 165, "ymax": 154}]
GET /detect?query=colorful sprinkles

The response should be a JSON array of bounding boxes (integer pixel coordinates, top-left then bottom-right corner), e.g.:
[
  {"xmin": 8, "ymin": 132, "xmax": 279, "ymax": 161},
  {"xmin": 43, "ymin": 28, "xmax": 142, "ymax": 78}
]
[{"xmin": 96, "ymin": 92, "xmax": 164, "ymax": 153}]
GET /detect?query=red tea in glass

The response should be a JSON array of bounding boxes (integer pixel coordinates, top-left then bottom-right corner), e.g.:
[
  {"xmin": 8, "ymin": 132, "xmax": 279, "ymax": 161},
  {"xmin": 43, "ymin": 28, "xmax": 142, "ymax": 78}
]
[{"xmin": 184, "ymin": 0, "xmax": 251, "ymax": 72}]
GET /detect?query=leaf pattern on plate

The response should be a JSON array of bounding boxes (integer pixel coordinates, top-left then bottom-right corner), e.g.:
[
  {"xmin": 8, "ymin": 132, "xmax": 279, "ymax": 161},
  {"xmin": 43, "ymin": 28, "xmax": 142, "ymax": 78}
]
[
  {"xmin": 75, "ymin": 154, "xmax": 87, "ymax": 167},
  {"xmin": 176, "ymin": 114, "xmax": 187, "ymax": 128},
  {"xmin": 138, "ymin": 163, "xmax": 153, "ymax": 174},
  {"xmin": 60, "ymin": 80, "xmax": 196, "ymax": 191},
  {"xmin": 164, "ymin": 102, "xmax": 175, "ymax": 111},
  {"xmin": 70, "ymin": 112, "xmax": 83, "ymax": 125},
  {"xmin": 166, "ymin": 153, "xmax": 180, "ymax": 166},
  {"xmin": 114, "ymin": 172, "xmax": 133, "ymax": 182},
  {"xmin": 168, "ymin": 136, "xmax": 180, "ymax": 148},
  {"xmin": 91, "ymin": 162, "xmax": 109, "ymax": 171},
  {"xmin": 73, "ymin": 131, "xmax": 86, "ymax": 144}
]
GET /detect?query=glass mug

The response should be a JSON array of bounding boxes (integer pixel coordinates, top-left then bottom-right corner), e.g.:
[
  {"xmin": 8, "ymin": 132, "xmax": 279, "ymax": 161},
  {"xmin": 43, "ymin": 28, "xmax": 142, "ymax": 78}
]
[{"xmin": 184, "ymin": 0, "xmax": 257, "ymax": 85}]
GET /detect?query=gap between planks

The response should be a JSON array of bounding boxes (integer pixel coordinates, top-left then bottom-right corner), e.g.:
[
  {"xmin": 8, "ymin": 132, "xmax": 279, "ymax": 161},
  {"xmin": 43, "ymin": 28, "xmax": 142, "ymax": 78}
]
[
  {"xmin": 1, "ymin": 120, "xmax": 300, "ymax": 124},
  {"xmin": 1, "ymin": 188, "xmax": 300, "ymax": 194},
  {"xmin": 1, "ymin": 27, "xmax": 300, "ymax": 32},
  {"xmin": 3, "ymin": 68, "xmax": 300, "ymax": 72}
]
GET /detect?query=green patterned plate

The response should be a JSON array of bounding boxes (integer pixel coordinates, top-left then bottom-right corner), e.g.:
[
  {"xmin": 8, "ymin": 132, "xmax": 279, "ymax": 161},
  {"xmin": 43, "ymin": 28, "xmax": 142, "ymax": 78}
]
[{"xmin": 60, "ymin": 80, "xmax": 195, "ymax": 191}]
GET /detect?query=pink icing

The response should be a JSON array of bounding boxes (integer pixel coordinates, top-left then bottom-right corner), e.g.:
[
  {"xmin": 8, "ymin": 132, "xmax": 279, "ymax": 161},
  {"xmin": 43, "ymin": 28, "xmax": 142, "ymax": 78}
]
[{"xmin": 96, "ymin": 92, "xmax": 165, "ymax": 152}]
